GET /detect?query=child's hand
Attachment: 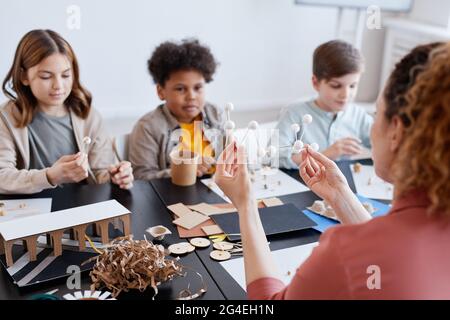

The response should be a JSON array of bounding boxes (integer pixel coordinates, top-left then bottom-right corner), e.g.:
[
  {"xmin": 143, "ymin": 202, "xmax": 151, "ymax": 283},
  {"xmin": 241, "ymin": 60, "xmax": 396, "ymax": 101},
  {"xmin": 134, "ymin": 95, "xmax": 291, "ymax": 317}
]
[
  {"xmin": 46, "ymin": 153, "xmax": 89, "ymax": 186},
  {"xmin": 299, "ymin": 146, "xmax": 350, "ymax": 205},
  {"xmin": 322, "ymin": 137, "xmax": 362, "ymax": 160},
  {"xmin": 109, "ymin": 161, "xmax": 134, "ymax": 189},
  {"xmin": 214, "ymin": 142, "xmax": 254, "ymax": 210},
  {"xmin": 197, "ymin": 156, "xmax": 215, "ymax": 177}
]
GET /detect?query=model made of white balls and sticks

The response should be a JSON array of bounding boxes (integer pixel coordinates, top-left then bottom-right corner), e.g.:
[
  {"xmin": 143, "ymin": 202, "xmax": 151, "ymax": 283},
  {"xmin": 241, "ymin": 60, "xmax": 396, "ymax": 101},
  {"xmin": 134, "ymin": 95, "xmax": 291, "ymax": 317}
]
[
  {"xmin": 280, "ymin": 114, "xmax": 318, "ymax": 154},
  {"xmin": 222, "ymin": 103, "xmax": 318, "ymax": 160},
  {"xmin": 224, "ymin": 102, "xmax": 263, "ymax": 155}
]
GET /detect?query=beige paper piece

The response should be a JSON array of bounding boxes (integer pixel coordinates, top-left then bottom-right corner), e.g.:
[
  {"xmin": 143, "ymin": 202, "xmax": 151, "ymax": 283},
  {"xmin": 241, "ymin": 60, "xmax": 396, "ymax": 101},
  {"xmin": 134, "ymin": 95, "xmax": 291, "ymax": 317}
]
[
  {"xmin": 261, "ymin": 197, "xmax": 284, "ymax": 207},
  {"xmin": 188, "ymin": 203, "xmax": 237, "ymax": 215},
  {"xmin": 167, "ymin": 203, "xmax": 193, "ymax": 218},
  {"xmin": 201, "ymin": 225, "xmax": 224, "ymax": 236},
  {"xmin": 172, "ymin": 212, "xmax": 210, "ymax": 230}
]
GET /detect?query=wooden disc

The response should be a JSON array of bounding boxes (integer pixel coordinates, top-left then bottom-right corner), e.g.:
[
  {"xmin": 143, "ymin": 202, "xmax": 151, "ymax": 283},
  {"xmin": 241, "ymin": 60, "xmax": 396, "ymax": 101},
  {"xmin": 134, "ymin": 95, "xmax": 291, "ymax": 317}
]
[
  {"xmin": 168, "ymin": 243, "xmax": 188, "ymax": 255},
  {"xmin": 210, "ymin": 250, "xmax": 231, "ymax": 261},
  {"xmin": 213, "ymin": 242, "xmax": 234, "ymax": 251},
  {"xmin": 189, "ymin": 237, "xmax": 211, "ymax": 248},
  {"xmin": 184, "ymin": 243, "xmax": 196, "ymax": 253}
]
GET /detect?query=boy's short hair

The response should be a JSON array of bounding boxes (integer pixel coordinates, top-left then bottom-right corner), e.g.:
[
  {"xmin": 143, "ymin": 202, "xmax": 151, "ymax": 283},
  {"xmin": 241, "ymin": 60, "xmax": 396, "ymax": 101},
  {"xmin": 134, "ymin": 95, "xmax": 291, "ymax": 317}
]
[
  {"xmin": 313, "ymin": 40, "xmax": 364, "ymax": 81},
  {"xmin": 147, "ymin": 39, "xmax": 217, "ymax": 86}
]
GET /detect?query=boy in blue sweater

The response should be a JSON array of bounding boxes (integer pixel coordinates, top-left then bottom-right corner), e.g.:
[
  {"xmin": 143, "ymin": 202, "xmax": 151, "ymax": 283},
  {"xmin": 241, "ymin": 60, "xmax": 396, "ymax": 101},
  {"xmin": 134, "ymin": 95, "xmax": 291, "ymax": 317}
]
[{"xmin": 276, "ymin": 40, "xmax": 373, "ymax": 168}]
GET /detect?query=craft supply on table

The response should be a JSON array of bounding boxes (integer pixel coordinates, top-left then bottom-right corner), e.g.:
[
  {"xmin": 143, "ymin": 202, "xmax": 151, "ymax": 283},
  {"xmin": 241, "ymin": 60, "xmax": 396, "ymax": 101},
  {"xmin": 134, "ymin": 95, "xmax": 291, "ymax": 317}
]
[
  {"xmin": 211, "ymin": 203, "xmax": 317, "ymax": 241},
  {"xmin": 303, "ymin": 195, "xmax": 391, "ymax": 233},
  {"xmin": 201, "ymin": 224, "xmax": 224, "ymax": 236},
  {"xmin": 83, "ymin": 235, "xmax": 185, "ymax": 298},
  {"xmin": 210, "ymin": 250, "xmax": 231, "ymax": 261},
  {"xmin": 209, "ymin": 234, "xmax": 227, "ymax": 242},
  {"xmin": 308, "ymin": 198, "xmax": 377, "ymax": 222},
  {"xmin": 213, "ymin": 241, "xmax": 234, "ymax": 251},
  {"xmin": 170, "ymin": 149, "xmax": 199, "ymax": 187},
  {"xmin": 172, "ymin": 211, "xmax": 210, "ymax": 230},
  {"xmin": 189, "ymin": 237, "xmax": 211, "ymax": 248},
  {"xmin": 146, "ymin": 225, "xmax": 172, "ymax": 240},
  {"xmin": 351, "ymin": 164, "xmax": 393, "ymax": 200},
  {"xmin": 168, "ymin": 242, "xmax": 191, "ymax": 255},
  {"xmin": 220, "ymin": 242, "xmax": 319, "ymax": 290},
  {"xmin": 0, "ymin": 200, "xmax": 130, "ymax": 267}
]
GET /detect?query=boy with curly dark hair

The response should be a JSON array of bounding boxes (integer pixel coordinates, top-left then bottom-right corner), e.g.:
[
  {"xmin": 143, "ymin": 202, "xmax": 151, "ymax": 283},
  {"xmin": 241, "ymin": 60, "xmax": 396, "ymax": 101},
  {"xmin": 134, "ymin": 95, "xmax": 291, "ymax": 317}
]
[{"xmin": 129, "ymin": 39, "xmax": 223, "ymax": 180}]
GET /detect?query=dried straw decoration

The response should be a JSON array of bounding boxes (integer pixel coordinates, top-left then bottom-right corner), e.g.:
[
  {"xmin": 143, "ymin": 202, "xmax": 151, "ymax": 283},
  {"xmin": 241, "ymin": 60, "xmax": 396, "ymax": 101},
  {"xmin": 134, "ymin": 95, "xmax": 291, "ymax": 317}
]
[{"xmin": 83, "ymin": 235, "xmax": 183, "ymax": 298}]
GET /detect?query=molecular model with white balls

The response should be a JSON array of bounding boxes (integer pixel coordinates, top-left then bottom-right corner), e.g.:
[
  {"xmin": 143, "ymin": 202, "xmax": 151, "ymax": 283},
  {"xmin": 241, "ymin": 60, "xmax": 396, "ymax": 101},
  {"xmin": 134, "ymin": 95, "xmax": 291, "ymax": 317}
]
[
  {"xmin": 303, "ymin": 114, "xmax": 313, "ymax": 125},
  {"xmin": 310, "ymin": 142, "xmax": 319, "ymax": 152},
  {"xmin": 279, "ymin": 113, "xmax": 319, "ymax": 154},
  {"xmin": 221, "ymin": 103, "xmax": 318, "ymax": 162},
  {"xmin": 224, "ymin": 102, "xmax": 259, "ymax": 146}
]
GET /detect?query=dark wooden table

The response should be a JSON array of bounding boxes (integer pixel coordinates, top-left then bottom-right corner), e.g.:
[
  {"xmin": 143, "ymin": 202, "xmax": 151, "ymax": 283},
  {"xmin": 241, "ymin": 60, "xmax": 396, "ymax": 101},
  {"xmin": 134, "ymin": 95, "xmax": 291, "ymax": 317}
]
[
  {"xmin": 0, "ymin": 181, "xmax": 224, "ymax": 300},
  {"xmin": 0, "ymin": 158, "xmax": 383, "ymax": 300},
  {"xmin": 150, "ymin": 158, "xmax": 383, "ymax": 299}
]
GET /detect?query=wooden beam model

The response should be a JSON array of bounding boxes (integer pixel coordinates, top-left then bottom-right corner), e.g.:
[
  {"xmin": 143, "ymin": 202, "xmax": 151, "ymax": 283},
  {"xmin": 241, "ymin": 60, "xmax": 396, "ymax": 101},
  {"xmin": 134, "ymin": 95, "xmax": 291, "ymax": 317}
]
[{"xmin": 0, "ymin": 200, "xmax": 131, "ymax": 267}]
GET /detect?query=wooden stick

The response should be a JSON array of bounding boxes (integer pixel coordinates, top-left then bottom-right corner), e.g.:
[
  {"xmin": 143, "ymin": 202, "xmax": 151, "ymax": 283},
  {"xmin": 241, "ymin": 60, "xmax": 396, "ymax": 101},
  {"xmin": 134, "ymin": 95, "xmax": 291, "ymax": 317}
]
[
  {"xmin": 4, "ymin": 240, "xmax": 14, "ymax": 267},
  {"xmin": 24, "ymin": 235, "xmax": 38, "ymax": 262},
  {"xmin": 120, "ymin": 214, "xmax": 131, "ymax": 236},
  {"xmin": 0, "ymin": 236, "xmax": 4, "ymax": 255},
  {"xmin": 95, "ymin": 219, "xmax": 110, "ymax": 244},
  {"xmin": 73, "ymin": 224, "xmax": 88, "ymax": 251},
  {"xmin": 50, "ymin": 230, "xmax": 64, "ymax": 257}
]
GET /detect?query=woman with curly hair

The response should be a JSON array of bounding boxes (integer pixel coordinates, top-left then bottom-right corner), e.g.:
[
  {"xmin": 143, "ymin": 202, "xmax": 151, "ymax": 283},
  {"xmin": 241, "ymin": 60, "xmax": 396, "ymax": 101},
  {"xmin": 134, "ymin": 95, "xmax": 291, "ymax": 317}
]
[
  {"xmin": 214, "ymin": 42, "xmax": 450, "ymax": 299},
  {"xmin": 0, "ymin": 30, "xmax": 134, "ymax": 194},
  {"xmin": 129, "ymin": 39, "xmax": 223, "ymax": 180}
]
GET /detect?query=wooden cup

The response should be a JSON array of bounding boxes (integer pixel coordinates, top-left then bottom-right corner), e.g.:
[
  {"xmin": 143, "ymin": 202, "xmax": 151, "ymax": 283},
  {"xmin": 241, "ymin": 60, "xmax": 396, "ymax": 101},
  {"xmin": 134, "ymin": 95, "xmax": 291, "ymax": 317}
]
[{"xmin": 170, "ymin": 150, "xmax": 199, "ymax": 186}]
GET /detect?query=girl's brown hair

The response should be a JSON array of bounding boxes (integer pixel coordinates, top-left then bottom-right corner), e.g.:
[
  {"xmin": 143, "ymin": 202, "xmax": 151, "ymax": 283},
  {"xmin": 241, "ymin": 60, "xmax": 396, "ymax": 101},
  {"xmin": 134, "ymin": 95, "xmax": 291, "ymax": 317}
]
[
  {"xmin": 2, "ymin": 29, "xmax": 91, "ymax": 127},
  {"xmin": 394, "ymin": 42, "xmax": 450, "ymax": 216}
]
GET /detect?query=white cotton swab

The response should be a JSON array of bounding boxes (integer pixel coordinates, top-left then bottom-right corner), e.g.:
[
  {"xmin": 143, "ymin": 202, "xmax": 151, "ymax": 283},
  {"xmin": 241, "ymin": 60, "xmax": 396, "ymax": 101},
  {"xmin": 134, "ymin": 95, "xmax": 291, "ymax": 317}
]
[
  {"xmin": 224, "ymin": 103, "xmax": 235, "ymax": 147},
  {"xmin": 82, "ymin": 136, "xmax": 91, "ymax": 154},
  {"xmin": 225, "ymin": 102, "xmax": 234, "ymax": 121}
]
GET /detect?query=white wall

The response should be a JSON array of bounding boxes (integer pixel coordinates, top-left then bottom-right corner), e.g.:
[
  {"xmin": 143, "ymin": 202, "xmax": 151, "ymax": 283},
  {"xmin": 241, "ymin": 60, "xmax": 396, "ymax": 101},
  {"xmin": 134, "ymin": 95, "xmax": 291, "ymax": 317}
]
[
  {"xmin": 2, "ymin": 0, "xmax": 443, "ymax": 122},
  {"xmin": 0, "ymin": 0, "xmax": 340, "ymax": 119},
  {"xmin": 409, "ymin": 0, "xmax": 450, "ymax": 28}
]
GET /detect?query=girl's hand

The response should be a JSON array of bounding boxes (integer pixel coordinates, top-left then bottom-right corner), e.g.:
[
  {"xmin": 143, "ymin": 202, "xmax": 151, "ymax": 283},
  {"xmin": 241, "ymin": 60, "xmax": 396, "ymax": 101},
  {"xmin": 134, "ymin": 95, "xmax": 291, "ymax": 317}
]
[
  {"xmin": 46, "ymin": 153, "xmax": 89, "ymax": 186},
  {"xmin": 109, "ymin": 161, "xmax": 134, "ymax": 189},
  {"xmin": 299, "ymin": 146, "xmax": 350, "ymax": 205},
  {"xmin": 214, "ymin": 142, "xmax": 254, "ymax": 210}
]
